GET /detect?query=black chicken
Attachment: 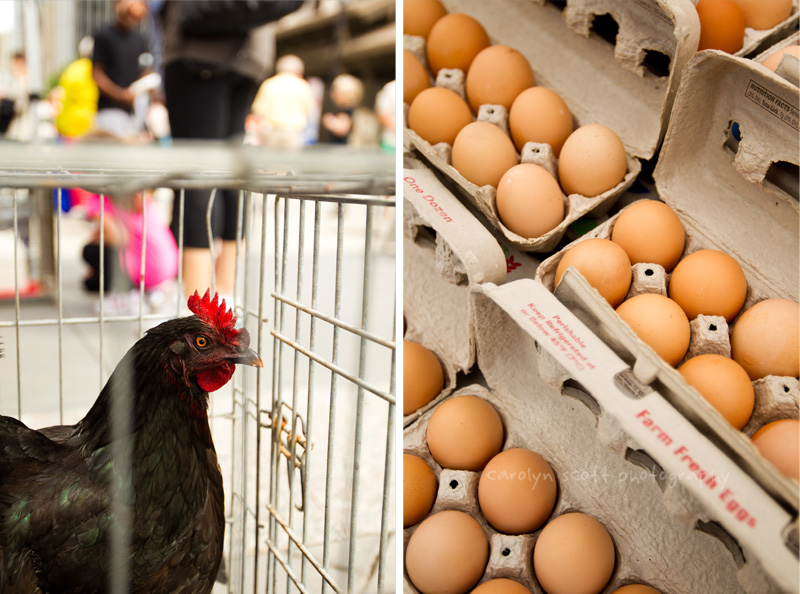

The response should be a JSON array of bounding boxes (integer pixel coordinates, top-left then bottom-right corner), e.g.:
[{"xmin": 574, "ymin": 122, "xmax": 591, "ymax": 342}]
[{"xmin": 0, "ymin": 290, "xmax": 262, "ymax": 593}]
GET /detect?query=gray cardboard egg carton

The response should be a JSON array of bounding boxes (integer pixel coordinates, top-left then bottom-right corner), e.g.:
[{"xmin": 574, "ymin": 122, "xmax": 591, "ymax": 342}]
[
  {"xmin": 467, "ymin": 280, "xmax": 798, "ymax": 593},
  {"xmin": 403, "ymin": 155, "xmax": 539, "ymax": 427},
  {"xmin": 534, "ymin": 49, "xmax": 799, "ymax": 514},
  {"xmin": 403, "ymin": 383, "xmax": 753, "ymax": 594},
  {"xmin": 403, "ymin": 0, "xmax": 701, "ymax": 251}
]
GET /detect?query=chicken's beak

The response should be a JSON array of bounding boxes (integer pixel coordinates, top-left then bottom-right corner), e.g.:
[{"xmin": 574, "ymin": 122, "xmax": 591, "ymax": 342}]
[{"xmin": 231, "ymin": 345, "xmax": 263, "ymax": 368}]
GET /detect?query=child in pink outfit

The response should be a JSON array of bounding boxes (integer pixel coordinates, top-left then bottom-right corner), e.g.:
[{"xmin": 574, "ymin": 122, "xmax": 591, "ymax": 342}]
[{"xmin": 79, "ymin": 189, "xmax": 178, "ymax": 297}]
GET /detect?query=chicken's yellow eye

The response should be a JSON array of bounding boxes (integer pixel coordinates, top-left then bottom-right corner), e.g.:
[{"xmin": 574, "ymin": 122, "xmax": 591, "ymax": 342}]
[{"xmin": 195, "ymin": 336, "xmax": 208, "ymax": 348}]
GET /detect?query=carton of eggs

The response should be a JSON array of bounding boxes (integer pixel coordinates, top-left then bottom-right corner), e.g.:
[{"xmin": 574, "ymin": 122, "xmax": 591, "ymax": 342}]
[
  {"xmin": 535, "ymin": 197, "xmax": 800, "ymax": 484},
  {"xmin": 403, "ymin": 384, "xmax": 746, "ymax": 594},
  {"xmin": 403, "ymin": 3, "xmax": 642, "ymax": 252}
]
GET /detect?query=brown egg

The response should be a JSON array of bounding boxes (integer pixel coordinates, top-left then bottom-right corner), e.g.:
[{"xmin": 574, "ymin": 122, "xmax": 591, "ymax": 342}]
[
  {"xmin": 496, "ymin": 164, "xmax": 564, "ymax": 239},
  {"xmin": 451, "ymin": 122, "xmax": 519, "ymax": 188},
  {"xmin": 404, "ymin": 49, "xmax": 431, "ymax": 105},
  {"xmin": 426, "ymin": 395, "xmax": 504, "ymax": 471},
  {"xmin": 405, "ymin": 510, "xmax": 489, "ymax": 594},
  {"xmin": 751, "ymin": 419, "xmax": 799, "ymax": 480},
  {"xmin": 558, "ymin": 124, "xmax": 628, "ymax": 197},
  {"xmin": 465, "ymin": 45, "xmax": 535, "ymax": 113},
  {"xmin": 509, "ymin": 86, "xmax": 574, "ymax": 156},
  {"xmin": 478, "ymin": 448, "xmax": 557, "ymax": 534},
  {"xmin": 555, "ymin": 238, "xmax": 632, "ymax": 308},
  {"xmin": 735, "ymin": 0, "xmax": 793, "ymax": 29},
  {"xmin": 679, "ymin": 354, "xmax": 754, "ymax": 430},
  {"xmin": 533, "ymin": 512, "xmax": 615, "ymax": 594},
  {"xmin": 404, "ymin": 454, "xmax": 438, "ymax": 527},
  {"xmin": 471, "ymin": 579, "xmax": 534, "ymax": 594},
  {"xmin": 408, "ymin": 87, "xmax": 474, "ymax": 146},
  {"xmin": 668, "ymin": 249, "xmax": 747, "ymax": 322},
  {"xmin": 696, "ymin": 0, "xmax": 746, "ymax": 53},
  {"xmin": 731, "ymin": 298, "xmax": 800, "ymax": 380},
  {"xmin": 610, "ymin": 200, "xmax": 685, "ymax": 272},
  {"xmin": 404, "ymin": 340, "xmax": 444, "ymax": 415},
  {"xmin": 427, "ymin": 13, "xmax": 491, "ymax": 75},
  {"xmin": 616, "ymin": 294, "xmax": 690, "ymax": 367},
  {"xmin": 404, "ymin": 0, "xmax": 447, "ymax": 38},
  {"xmin": 763, "ymin": 45, "xmax": 800, "ymax": 72},
  {"xmin": 610, "ymin": 586, "xmax": 662, "ymax": 594}
]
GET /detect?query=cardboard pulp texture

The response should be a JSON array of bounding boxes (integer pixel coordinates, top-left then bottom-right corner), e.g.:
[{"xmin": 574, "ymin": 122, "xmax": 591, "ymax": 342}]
[
  {"xmin": 403, "ymin": 155, "xmax": 538, "ymax": 426},
  {"xmin": 463, "ymin": 280, "xmax": 798, "ymax": 594},
  {"xmin": 532, "ymin": 50, "xmax": 798, "ymax": 590},
  {"xmin": 403, "ymin": 0, "xmax": 700, "ymax": 252}
]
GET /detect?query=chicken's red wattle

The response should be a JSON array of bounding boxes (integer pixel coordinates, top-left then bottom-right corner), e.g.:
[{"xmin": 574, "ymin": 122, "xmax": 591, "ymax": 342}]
[{"xmin": 197, "ymin": 362, "xmax": 235, "ymax": 392}]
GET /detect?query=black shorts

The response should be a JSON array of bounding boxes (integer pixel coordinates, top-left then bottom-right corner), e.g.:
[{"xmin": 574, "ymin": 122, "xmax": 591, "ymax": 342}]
[
  {"xmin": 164, "ymin": 60, "xmax": 257, "ymax": 247},
  {"xmin": 83, "ymin": 243, "xmax": 129, "ymax": 292}
]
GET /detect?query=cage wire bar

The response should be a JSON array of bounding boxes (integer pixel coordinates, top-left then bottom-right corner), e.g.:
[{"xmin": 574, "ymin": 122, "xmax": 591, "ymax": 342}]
[{"xmin": 0, "ymin": 141, "xmax": 396, "ymax": 594}]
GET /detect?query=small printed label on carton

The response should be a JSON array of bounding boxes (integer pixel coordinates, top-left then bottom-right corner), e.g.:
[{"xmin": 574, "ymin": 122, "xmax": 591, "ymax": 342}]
[
  {"xmin": 744, "ymin": 80, "xmax": 799, "ymax": 131},
  {"xmin": 614, "ymin": 369, "xmax": 652, "ymax": 400}
]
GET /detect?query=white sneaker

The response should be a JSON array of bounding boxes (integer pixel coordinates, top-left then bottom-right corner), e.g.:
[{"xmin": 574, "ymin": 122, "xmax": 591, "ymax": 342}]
[
  {"xmin": 146, "ymin": 280, "xmax": 179, "ymax": 316},
  {"xmin": 93, "ymin": 290, "xmax": 148, "ymax": 317}
]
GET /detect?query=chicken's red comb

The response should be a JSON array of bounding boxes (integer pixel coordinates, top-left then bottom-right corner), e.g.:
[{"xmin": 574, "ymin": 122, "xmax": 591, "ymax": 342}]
[{"xmin": 188, "ymin": 289, "xmax": 241, "ymax": 343}]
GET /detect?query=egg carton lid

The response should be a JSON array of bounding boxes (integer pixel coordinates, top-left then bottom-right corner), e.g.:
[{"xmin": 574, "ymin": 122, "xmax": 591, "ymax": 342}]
[
  {"xmin": 653, "ymin": 49, "xmax": 799, "ymax": 303},
  {"xmin": 403, "ymin": 155, "xmax": 507, "ymax": 384},
  {"xmin": 403, "ymin": 155, "xmax": 508, "ymax": 288},
  {"xmin": 470, "ymin": 278, "xmax": 800, "ymax": 594},
  {"xmin": 438, "ymin": 0, "xmax": 700, "ymax": 160}
]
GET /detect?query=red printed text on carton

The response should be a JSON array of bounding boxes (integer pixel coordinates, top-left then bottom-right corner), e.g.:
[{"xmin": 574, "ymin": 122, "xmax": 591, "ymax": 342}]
[
  {"xmin": 404, "ymin": 176, "xmax": 454, "ymax": 222},
  {"xmin": 636, "ymin": 409, "xmax": 757, "ymax": 528}
]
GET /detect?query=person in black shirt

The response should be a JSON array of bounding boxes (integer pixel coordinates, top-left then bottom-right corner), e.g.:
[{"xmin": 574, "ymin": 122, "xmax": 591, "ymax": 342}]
[
  {"xmin": 321, "ymin": 73, "xmax": 364, "ymax": 144},
  {"xmin": 92, "ymin": 0, "xmax": 149, "ymax": 138}
]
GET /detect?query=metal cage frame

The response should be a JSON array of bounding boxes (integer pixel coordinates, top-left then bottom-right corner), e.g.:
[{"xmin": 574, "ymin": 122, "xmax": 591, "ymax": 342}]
[{"xmin": 0, "ymin": 141, "xmax": 396, "ymax": 594}]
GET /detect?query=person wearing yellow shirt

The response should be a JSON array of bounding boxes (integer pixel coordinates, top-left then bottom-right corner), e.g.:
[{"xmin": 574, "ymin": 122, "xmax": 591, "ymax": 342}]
[{"xmin": 55, "ymin": 36, "xmax": 99, "ymax": 138}]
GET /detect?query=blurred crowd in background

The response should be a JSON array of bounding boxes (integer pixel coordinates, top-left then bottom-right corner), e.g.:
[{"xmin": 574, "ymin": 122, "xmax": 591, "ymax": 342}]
[
  {"xmin": 0, "ymin": 0, "xmax": 395, "ymax": 314},
  {"xmin": 0, "ymin": 0, "xmax": 396, "ymax": 150}
]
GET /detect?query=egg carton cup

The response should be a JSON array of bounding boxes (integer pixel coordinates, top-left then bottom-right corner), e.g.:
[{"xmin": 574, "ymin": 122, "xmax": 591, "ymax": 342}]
[
  {"xmin": 403, "ymin": 380, "xmax": 753, "ymax": 594},
  {"xmin": 467, "ymin": 279, "xmax": 799, "ymax": 593},
  {"xmin": 404, "ymin": 34, "xmax": 428, "ymax": 68}
]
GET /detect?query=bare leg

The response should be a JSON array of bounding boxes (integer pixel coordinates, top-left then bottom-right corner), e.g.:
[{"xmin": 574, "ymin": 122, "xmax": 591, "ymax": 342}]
[
  {"xmin": 182, "ymin": 247, "xmax": 213, "ymax": 299},
  {"xmin": 215, "ymin": 240, "xmax": 239, "ymax": 297}
]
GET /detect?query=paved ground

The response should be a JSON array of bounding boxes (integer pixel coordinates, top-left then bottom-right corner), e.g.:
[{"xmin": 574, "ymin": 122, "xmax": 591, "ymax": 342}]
[{"xmin": 0, "ymin": 190, "xmax": 397, "ymax": 594}]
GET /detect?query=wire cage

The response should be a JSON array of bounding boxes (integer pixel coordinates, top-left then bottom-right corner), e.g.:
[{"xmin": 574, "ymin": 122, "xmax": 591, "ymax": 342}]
[{"xmin": 0, "ymin": 141, "xmax": 396, "ymax": 594}]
